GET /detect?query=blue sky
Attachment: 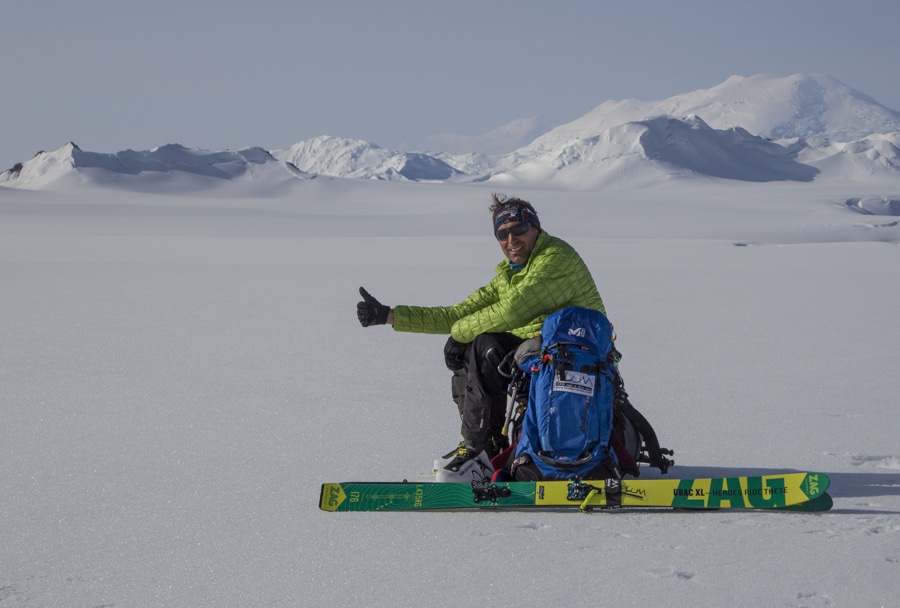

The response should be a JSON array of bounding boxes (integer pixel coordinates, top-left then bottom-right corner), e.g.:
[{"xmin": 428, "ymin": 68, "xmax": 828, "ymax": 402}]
[{"xmin": 2, "ymin": 0, "xmax": 899, "ymax": 171}]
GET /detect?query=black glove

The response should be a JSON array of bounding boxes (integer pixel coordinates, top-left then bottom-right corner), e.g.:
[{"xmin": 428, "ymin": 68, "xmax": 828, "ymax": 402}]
[
  {"xmin": 443, "ymin": 336, "xmax": 468, "ymax": 370},
  {"xmin": 357, "ymin": 287, "xmax": 390, "ymax": 327}
]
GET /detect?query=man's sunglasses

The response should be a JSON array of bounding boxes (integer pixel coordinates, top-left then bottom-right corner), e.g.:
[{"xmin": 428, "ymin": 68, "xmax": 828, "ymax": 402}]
[{"xmin": 495, "ymin": 222, "xmax": 532, "ymax": 241}]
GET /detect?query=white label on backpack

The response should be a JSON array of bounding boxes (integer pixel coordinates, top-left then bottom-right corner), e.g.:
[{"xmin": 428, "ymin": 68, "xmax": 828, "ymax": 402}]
[{"xmin": 552, "ymin": 370, "xmax": 595, "ymax": 397}]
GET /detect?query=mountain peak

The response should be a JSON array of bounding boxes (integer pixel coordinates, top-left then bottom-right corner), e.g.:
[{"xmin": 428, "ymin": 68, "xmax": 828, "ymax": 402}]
[
  {"xmin": 527, "ymin": 73, "xmax": 900, "ymax": 154},
  {"xmin": 272, "ymin": 136, "xmax": 462, "ymax": 181}
]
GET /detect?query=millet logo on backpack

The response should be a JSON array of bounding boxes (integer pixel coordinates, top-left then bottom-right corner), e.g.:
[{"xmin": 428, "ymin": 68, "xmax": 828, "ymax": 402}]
[{"xmin": 568, "ymin": 326, "xmax": 586, "ymax": 338}]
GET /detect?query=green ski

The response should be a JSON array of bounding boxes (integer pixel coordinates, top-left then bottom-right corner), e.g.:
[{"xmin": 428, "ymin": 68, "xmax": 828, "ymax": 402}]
[{"xmin": 320, "ymin": 472, "xmax": 830, "ymax": 512}]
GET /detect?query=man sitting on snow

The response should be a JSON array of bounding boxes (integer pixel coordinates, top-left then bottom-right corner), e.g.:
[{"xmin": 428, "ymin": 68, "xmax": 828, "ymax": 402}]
[{"xmin": 356, "ymin": 192, "xmax": 606, "ymax": 471}]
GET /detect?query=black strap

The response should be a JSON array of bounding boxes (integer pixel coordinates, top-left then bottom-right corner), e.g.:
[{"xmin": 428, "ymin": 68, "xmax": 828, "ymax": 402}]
[
  {"xmin": 612, "ymin": 368, "xmax": 674, "ymax": 473},
  {"xmin": 605, "ymin": 478, "xmax": 622, "ymax": 508}
]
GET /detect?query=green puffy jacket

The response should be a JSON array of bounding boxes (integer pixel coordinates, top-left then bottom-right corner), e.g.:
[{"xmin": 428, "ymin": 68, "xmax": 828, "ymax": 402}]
[{"xmin": 392, "ymin": 231, "xmax": 605, "ymax": 343}]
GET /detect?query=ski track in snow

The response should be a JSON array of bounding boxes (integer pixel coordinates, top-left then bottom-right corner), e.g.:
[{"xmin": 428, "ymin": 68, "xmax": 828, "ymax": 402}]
[
  {"xmin": 789, "ymin": 591, "xmax": 834, "ymax": 608},
  {"xmin": 849, "ymin": 453, "xmax": 900, "ymax": 470}
]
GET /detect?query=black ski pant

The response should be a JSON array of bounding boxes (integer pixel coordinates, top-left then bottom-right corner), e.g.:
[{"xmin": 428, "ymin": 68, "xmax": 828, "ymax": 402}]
[{"xmin": 450, "ymin": 332, "xmax": 524, "ymax": 457}]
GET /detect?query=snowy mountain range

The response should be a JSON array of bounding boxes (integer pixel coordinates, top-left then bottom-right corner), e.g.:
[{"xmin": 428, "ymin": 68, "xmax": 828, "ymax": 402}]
[{"xmin": 3, "ymin": 73, "xmax": 899, "ymax": 191}]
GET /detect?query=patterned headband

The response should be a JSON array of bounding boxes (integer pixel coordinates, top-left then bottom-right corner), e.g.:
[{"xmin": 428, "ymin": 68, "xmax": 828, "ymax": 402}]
[{"xmin": 492, "ymin": 203, "xmax": 540, "ymax": 232}]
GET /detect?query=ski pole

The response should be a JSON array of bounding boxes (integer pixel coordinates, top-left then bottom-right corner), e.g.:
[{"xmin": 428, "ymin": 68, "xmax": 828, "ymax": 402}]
[{"xmin": 501, "ymin": 384, "xmax": 518, "ymax": 438}]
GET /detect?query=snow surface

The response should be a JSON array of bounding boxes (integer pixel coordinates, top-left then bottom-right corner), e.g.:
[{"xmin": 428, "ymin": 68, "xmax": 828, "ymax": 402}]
[
  {"xmin": 1, "ymin": 72, "xmax": 900, "ymax": 607},
  {"xmin": 2, "ymin": 175, "xmax": 899, "ymax": 608}
]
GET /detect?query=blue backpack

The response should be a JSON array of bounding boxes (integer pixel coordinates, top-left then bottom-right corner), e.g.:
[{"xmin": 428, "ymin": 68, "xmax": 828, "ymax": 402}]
[{"xmin": 513, "ymin": 307, "xmax": 618, "ymax": 480}]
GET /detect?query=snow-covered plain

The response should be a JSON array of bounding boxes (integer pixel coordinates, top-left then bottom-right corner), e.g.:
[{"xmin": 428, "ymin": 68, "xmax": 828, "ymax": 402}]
[
  {"xmin": 1, "ymin": 174, "xmax": 898, "ymax": 608},
  {"xmin": 2, "ymin": 72, "xmax": 900, "ymax": 607}
]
